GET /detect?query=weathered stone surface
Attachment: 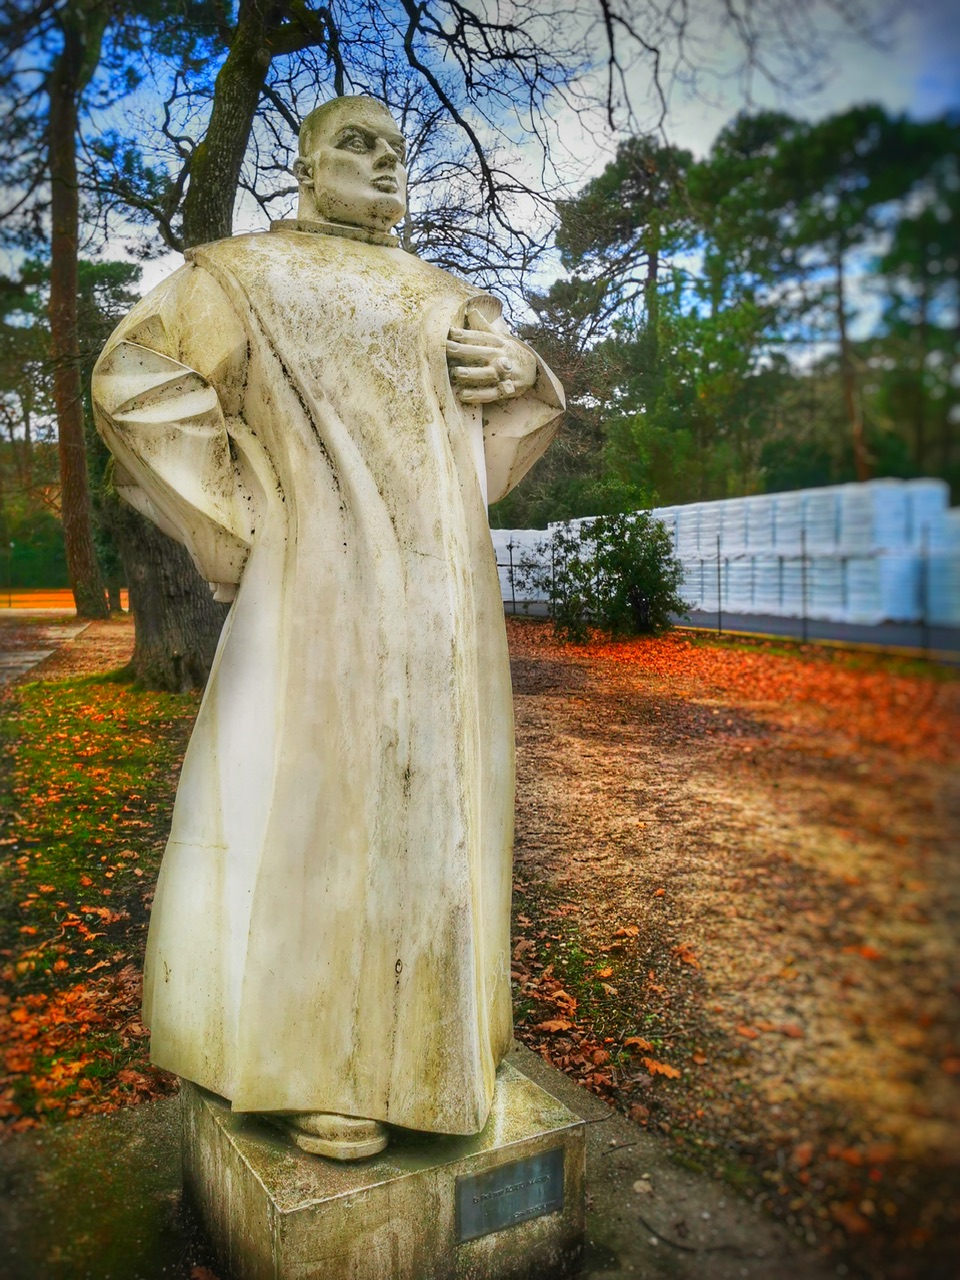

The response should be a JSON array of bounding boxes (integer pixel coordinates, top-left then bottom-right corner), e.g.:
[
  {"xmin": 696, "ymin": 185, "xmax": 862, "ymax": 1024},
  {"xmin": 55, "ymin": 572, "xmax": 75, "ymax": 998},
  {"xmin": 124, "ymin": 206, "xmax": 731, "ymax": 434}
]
[
  {"xmin": 182, "ymin": 1063, "xmax": 585, "ymax": 1280},
  {"xmin": 91, "ymin": 94, "xmax": 563, "ymax": 1143}
]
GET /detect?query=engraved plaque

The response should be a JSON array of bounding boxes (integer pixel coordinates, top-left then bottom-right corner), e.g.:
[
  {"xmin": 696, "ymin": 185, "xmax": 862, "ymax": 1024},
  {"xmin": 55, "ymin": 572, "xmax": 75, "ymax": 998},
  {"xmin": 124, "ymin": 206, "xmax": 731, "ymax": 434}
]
[{"xmin": 456, "ymin": 1147, "xmax": 565, "ymax": 1243}]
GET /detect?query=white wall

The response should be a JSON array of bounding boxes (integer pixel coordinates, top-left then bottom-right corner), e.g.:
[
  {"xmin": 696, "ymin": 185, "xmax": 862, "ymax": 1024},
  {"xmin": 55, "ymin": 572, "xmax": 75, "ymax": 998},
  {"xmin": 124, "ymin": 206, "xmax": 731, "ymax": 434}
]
[{"xmin": 493, "ymin": 479, "xmax": 960, "ymax": 625}]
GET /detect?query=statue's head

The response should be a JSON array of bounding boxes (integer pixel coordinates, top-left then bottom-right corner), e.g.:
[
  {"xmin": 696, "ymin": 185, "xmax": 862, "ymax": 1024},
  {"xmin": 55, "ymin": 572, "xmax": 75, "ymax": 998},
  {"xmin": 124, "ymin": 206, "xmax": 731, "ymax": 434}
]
[{"xmin": 294, "ymin": 96, "xmax": 407, "ymax": 232}]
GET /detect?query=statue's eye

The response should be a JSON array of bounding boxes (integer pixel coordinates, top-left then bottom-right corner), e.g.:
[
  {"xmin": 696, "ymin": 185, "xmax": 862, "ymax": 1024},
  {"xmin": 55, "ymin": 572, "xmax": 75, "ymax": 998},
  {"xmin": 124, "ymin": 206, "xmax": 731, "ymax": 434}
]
[{"xmin": 340, "ymin": 134, "xmax": 368, "ymax": 153}]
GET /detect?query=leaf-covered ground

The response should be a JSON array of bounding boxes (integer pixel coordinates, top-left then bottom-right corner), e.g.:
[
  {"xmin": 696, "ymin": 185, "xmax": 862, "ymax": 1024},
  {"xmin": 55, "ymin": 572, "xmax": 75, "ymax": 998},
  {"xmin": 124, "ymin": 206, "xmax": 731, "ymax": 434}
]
[
  {"xmin": 506, "ymin": 618, "xmax": 959, "ymax": 1280},
  {"xmin": 0, "ymin": 614, "xmax": 957, "ymax": 1278},
  {"xmin": 0, "ymin": 618, "xmax": 196, "ymax": 1129}
]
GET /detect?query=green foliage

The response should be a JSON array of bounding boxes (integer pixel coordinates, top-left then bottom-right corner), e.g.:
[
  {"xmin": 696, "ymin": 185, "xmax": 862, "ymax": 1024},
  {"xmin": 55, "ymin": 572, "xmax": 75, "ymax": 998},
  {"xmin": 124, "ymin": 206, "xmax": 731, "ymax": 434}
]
[
  {"xmin": 526, "ymin": 104, "xmax": 960, "ymax": 514},
  {"xmin": 0, "ymin": 259, "xmax": 140, "ymax": 590},
  {"xmin": 522, "ymin": 512, "xmax": 686, "ymax": 643},
  {"xmin": 0, "ymin": 493, "xmax": 68, "ymax": 588}
]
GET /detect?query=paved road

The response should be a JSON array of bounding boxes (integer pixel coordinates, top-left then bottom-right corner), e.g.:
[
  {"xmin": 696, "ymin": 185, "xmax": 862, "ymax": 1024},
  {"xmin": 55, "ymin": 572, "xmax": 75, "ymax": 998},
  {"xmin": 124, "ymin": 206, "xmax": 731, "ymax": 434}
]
[
  {"xmin": 681, "ymin": 609, "xmax": 960, "ymax": 658},
  {"xmin": 0, "ymin": 618, "xmax": 89, "ymax": 685},
  {"xmin": 505, "ymin": 601, "xmax": 960, "ymax": 659}
]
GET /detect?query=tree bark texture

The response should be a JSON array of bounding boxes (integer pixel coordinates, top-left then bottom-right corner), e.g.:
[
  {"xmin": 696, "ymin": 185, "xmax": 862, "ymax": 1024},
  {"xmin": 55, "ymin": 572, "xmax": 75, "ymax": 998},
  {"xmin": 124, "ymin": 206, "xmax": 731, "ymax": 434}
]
[
  {"xmin": 116, "ymin": 0, "xmax": 291, "ymax": 689},
  {"xmin": 835, "ymin": 246, "xmax": 870, "ymax": 483},
  {"xmin": 113, "ymin": 502, "xmax": 229, "ymax": 692},
  {"xmin": 915, "ymin": 263, "xmax": 928, "ymax": 470},
  {"xmin": 181, "ymin": 0, "xmax": 285, "ymax": 247},
  {"xmin": 48, "ymin": 3, "xmax": 109, "ymax": 618}
]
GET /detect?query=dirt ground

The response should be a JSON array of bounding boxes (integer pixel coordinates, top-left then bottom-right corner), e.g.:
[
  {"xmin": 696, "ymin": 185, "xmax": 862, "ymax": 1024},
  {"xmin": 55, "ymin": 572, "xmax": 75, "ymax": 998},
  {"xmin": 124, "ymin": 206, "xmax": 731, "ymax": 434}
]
[
  {"xmin": 2, "ymin": 612, "xmax": 958, "ymax": 1278},
  {"xmin": 506, "ymin": 617, "xmax": 959, "ymax": 1279}
]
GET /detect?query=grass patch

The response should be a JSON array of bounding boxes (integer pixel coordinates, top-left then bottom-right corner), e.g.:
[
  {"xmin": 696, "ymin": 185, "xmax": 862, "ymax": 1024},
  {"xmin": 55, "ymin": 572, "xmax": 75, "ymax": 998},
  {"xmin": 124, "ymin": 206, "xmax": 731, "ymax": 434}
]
[
  {"xmin": 0, "ymin": 672, "xmax": 198, "ymax": 1133},
  {"xmin": 684, "ymin": 628, "xmax": 960, "ymax": 682}
]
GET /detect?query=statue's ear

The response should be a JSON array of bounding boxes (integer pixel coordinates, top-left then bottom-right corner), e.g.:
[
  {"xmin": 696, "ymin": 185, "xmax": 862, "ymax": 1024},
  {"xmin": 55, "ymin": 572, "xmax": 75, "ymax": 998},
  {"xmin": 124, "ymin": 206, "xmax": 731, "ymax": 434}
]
[{"xmin": 293, "ymin": 156, "xmax": 312, "ymax": 188}]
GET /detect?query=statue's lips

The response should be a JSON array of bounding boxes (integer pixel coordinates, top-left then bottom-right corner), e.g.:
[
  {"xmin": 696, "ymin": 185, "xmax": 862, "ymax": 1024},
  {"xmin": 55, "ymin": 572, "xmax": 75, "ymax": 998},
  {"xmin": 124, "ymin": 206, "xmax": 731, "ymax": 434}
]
[{"xmin": 371, "ymin": 176, "xmax": 400, "ymax": 194}]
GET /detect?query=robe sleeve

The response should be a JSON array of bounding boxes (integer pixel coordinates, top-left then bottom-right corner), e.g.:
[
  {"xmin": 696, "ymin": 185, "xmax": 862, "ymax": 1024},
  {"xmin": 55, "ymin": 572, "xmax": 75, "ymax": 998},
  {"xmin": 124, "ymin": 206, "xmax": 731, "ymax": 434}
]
[
  {"xmin": 92, "ymin": 264, "xmax": 259, "ymax": 602},
  {"xmin": 464, "ymin": 300, "xmax": 565, "ymax": 505}
]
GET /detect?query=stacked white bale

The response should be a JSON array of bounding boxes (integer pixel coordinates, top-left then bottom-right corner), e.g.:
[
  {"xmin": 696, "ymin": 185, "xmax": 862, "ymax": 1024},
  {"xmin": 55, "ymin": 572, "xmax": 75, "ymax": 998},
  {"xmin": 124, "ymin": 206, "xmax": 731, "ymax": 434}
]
[
  {"xmin": 651, "ymin": 505, "xmax": 679, "ymax": 553},
  {"xmin": 879, "ymin": 554, "xmax": 921, "ymax": 622},
  {"xmin": 720, "ymin": 498, "xmax": 748, "ymax": 551},
  {"xmin": 491, "ymin": 528, "xmax": 550, "ymax": 603},
  {"xmin": 774, "ymin": 489, "xmax": 805, "ymax": 550},
  {"xmin": 845, "ymin": 557, "xmax": 884, "ymax": 625},
  {"xmin": 679, "ymin": 557, "xmax": 705, "ymax": 610},
  {"xmin": 838, "ymin": 483, "xmax": 876, "ymax": 554},
  {"xmin": 809, "ymin": 556, "xmax": 846, "ymax": 621},
  {"xmin": 675, "ymin": 502, "xmax": 703, "ymax": 609},
  {"xmin": 676, "ymin": 504, "xmax": 701, "ymax": 558},
  {"xmin": 753, "ymin": 556, "xmax": 782, "ymax": 613},
  {"xmin": 497, "ymin": 480, "xmax": 959, "ymax": 629},
  {"xmin": 869, "ymin": 479, "xmax": 910, "ymax": 550},
  {"xmin": 725, "ymin": 556, "xmax": 754, "ymax": 610},
  {"xmin": 699, "ymin": 551, "xmax": 720, "ymax": 611},
  {"xmin": 843, "ymin": 482, "xmax": 915, "ymax": 621},
  {"xmin": 490, "ymin": 528, "xmax": 514, "ymax": 599},
  {"xmin": 745, "ymin": 495, "xmax": 776, "ymax": 550},
  {"xmin": 839, "ymin": 479, "xmax": 908, "ymax": 553},
  {"xmin": 905, "ymin": 478, "xmax": 949, "ymax": 545},
  {"xmin": 698, "ymin": 501, "xmax": 723, "ymax": 558},
  {"xmin": 778, "ymin": 556, "xmax": 806, "ymax": 616},
  {"xmin": 803, "ymin": 488, "xmax": 839, "ymax": 551},
  {"xmin": 927, "ymin": 509, "xmax": 960, "ymax": 624}
]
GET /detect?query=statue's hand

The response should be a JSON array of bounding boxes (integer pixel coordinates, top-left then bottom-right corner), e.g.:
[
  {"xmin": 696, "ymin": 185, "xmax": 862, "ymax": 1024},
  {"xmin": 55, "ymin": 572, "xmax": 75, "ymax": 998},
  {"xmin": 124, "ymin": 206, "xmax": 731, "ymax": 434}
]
[{"xmin": 446, "ymin": 310, "xmax": 537, "ymax": 404}]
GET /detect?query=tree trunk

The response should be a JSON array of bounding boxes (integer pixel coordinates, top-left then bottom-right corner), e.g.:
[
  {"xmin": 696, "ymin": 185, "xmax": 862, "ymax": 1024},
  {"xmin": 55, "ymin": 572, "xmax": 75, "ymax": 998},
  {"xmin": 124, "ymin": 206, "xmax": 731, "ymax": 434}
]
[
  {"xmin": 915, "ymin": 255, "xmax": 929, "ymax": 470},
  {"xmin": 47, "ymin": 6, "xmax": 108, "ymax": 619},
  {"xmin": 113, "ymin": 0, "xmax": 288, "ymax": 689},
  {"xmin": 181, "ymin": 0, "xmax": 284, "ymax": 247},
  {"xmin": 835, "ymin": 245, "xmax": 870, "ymax": 482},
  {"xmin": 112, "ymin": 503, "xmax": 229, "ymax": 691}
]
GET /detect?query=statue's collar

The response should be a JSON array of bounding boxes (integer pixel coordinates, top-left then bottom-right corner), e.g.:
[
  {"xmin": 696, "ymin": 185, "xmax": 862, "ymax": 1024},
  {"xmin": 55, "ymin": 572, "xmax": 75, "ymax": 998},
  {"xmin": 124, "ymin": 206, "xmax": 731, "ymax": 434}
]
[{"xmin": 270, "ymin": 217, "xmax": 400, "ymax": 248}]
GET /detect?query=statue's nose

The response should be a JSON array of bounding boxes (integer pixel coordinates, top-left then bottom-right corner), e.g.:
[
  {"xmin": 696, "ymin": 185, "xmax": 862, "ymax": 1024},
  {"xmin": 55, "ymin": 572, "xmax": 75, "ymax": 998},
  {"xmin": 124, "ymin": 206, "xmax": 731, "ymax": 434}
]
[{"xmin": 373, "ymin": 139, "xmax": 400, "ymax": 166}]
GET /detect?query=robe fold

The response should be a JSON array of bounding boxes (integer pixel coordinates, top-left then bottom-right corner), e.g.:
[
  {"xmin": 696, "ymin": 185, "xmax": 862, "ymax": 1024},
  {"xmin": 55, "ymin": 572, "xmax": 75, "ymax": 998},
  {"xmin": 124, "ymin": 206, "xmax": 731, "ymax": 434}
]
[{"xmin": 92, "ymin": 226, "xmax": 563, "ymax": 1134}]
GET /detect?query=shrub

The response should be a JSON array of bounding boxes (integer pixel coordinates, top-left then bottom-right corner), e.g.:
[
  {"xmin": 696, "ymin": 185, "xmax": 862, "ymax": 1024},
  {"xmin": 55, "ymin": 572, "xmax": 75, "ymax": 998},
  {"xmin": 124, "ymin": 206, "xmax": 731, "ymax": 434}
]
[{"xmin": 520, "ymin": 511, "xmax": 687, "ymax": 643}]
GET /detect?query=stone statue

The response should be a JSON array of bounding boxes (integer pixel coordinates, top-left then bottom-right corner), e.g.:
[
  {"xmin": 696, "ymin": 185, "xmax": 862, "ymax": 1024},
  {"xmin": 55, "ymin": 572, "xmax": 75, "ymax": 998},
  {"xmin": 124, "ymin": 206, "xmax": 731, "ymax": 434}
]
[{"xmin": 92, "ymin": 96, "xmax": 563, "ymax": 1162}]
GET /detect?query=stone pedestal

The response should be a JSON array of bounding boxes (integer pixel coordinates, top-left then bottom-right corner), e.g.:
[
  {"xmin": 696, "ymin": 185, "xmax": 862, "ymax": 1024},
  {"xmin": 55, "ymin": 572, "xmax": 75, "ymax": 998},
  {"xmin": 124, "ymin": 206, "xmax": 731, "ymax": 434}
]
[{"xmin": 181, "ymin": 1062, "xmax": 585, "ymax": 1280}]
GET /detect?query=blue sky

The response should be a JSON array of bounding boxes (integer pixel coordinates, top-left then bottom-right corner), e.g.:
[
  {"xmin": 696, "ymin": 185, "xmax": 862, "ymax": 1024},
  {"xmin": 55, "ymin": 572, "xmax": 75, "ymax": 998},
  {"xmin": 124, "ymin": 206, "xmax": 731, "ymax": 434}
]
[
  {"xmin": 627, "ymin": 1, "xmax": 959, "ymax": 162},
  {"xmin": 139, "ymin": 2, "xmax": 959, "ymax": 295}
]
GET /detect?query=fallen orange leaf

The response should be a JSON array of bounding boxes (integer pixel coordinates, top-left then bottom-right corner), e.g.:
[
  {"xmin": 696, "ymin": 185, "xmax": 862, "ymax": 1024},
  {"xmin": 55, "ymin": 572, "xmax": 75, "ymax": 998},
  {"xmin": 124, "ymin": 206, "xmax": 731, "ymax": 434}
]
[
  {"xmin": 641, "ymin": 1057, "xmax": 681, "ymax": 1079},
  {"xmin": 792, "ymin": 1142, "xmax": 814, "ymax": 1169}
]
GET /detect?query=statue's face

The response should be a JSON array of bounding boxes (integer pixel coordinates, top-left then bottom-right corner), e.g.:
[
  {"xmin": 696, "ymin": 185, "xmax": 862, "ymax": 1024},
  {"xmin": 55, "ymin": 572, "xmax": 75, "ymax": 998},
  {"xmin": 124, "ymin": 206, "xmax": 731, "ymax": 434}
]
[{"xmin": 296, "ymin": 105, "xmax": 407, "ymax": 232}]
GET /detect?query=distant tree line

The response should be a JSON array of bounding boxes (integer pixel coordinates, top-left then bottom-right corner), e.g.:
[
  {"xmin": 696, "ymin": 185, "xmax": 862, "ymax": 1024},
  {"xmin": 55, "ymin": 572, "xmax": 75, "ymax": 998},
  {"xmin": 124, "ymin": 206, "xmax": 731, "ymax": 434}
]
[
  {"xmin": 494, "ymin": 105, "xmax": 959, "ymax": 528},
  {"xmin": 0, "ymin": 0, "xmax": 909, "ymax": 681}
]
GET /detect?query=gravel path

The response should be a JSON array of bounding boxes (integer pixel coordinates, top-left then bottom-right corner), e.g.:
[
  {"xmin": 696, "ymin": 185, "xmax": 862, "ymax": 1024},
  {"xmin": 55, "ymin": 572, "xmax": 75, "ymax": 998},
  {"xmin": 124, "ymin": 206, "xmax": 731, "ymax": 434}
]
[{"xmin": 507, "ymin": 618, "xmax": 959, "ymax": 1279}]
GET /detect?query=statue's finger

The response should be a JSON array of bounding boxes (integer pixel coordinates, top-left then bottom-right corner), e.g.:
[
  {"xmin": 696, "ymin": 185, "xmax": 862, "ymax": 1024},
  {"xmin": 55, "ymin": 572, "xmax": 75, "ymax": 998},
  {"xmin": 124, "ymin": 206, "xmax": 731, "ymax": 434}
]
[
  {"xmin": 452, "ymin": 365, "xmax": 500, "ymax": 386},
  {"xmin": 445, "ymin": 340, "xmax": 502, "ymax": 363},
  {"xmin": 448, "ymin": 328, "xmax": 504, "ymax": 347},
  {"xmin": 459, "ymin": 386, "xmax": 501, "ymax": 403}
]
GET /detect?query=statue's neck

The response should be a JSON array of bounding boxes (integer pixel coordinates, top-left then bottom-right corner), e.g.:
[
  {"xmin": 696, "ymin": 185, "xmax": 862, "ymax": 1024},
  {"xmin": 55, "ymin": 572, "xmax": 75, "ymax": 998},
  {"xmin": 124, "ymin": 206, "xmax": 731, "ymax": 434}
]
[{"xmin": 270, "ymin": 217, "xmax": 400, "ymax": 249}]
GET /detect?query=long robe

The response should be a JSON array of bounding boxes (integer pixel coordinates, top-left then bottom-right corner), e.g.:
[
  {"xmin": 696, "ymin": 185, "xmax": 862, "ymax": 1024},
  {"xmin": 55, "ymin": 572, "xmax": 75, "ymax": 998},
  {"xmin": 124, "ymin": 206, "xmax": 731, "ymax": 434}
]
[{"xmin": 92, "ymin": 225, "xmax": 563, "ymax": 1134}]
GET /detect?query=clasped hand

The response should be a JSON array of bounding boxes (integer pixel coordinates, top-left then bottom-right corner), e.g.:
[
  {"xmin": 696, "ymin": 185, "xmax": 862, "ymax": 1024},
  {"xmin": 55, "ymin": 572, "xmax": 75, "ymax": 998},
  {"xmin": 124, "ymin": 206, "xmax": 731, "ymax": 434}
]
[{"xmin": 446, "ymin": 308, "xmax": 537, "ymax": 405}]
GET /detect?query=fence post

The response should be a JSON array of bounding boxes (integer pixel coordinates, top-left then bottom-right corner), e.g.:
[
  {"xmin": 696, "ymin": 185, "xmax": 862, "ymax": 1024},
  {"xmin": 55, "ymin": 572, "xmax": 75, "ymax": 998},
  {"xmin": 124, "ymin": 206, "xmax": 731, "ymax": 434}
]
[
  {"xmin": 800, "ymin": 526, "xmax": 808, "ymax": 644},
  {"xmin": 507, "ymin": 540, "xmax": 516, "ymax": 615},
  {"xmin": 717, "ymin": 534, "xmax": 722, "ymax": 636},
  {"xmin": 919, "ymin": 526, "xmax": 929, "ymax": 656},
  {"xmin": 550, "ymin": 534, "xmax": 556, "ymax": 621}
]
